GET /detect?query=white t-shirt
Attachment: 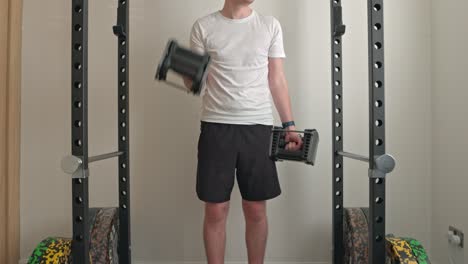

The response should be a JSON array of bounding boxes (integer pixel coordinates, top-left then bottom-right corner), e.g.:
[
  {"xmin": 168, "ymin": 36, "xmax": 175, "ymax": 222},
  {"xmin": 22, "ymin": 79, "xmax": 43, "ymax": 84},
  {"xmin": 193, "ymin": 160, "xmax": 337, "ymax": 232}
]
[{"xmin": 190, "ymin": 10, "xmax": 286, "ymax": 125}]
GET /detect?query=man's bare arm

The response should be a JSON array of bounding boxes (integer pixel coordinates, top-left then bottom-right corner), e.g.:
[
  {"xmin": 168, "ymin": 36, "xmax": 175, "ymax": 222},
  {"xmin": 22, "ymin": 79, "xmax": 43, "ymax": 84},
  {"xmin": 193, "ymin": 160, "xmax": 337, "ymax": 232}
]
[
  {"xmin": 268, "ymin": 58, "xmax": 302, "ymax": 150},
  {"xmin": 268, "ymin": 58, "xmax": 294, "ymax": 123}
]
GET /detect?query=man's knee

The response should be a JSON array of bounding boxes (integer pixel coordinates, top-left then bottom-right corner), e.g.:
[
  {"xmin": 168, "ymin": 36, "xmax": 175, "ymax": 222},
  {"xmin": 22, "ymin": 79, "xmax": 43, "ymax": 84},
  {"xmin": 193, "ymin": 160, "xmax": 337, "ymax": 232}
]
[
  {"xmin": 204, "ymin": 202, "xmax": 230, "ymax": 224},
  {"xmin": 242, "ymin": 200, "xmax": 267, "ymax": 223}
]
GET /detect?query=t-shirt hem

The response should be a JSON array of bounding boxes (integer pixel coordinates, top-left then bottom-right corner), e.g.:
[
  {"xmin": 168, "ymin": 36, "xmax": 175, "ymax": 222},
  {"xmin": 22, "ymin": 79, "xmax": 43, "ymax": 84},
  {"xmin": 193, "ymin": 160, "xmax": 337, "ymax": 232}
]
[
  {"xmin": 201, "ymin": 117, "xmax": 274, "ymax": 126},
  {"xmin": 268, "ymin": 53, "xmax": 286, "ymax": 58}
]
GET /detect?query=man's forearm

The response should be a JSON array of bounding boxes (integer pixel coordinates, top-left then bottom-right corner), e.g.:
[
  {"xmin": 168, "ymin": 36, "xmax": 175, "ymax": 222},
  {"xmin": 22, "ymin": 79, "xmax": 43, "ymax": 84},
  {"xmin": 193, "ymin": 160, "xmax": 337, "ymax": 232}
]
[
  {"xmin": 269, "ymin": 77, "xmax": 295, "ymax": 125},
  {"xmin": 270, "ymin": 76, "xmax": 303, "ymax": 150}
]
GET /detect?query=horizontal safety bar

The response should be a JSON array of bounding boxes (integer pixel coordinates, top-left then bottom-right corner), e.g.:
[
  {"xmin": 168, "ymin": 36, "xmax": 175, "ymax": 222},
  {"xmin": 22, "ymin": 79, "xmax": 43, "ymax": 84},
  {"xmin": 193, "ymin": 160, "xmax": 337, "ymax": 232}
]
[
  {"xmin": 337, "ymin": 151, "xmax": 369, "ymax": 162},
  {"xmin": 337, "ymin": 151, "xmax": 396, "ymax": 177},
  {"xmin": 89, "ymin": 151, "xmax": 124, "ymax": 163},
  {"xmin": 61, "ymin": 151, "xmax": 124, "ymax": 176}
]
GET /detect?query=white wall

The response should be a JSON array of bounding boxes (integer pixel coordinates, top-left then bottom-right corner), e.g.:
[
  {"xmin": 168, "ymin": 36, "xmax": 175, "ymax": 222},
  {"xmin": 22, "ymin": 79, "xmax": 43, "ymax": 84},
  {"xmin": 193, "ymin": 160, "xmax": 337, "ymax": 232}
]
[
  {"xmin": 20, "ymin": 0, "xmax": 432, "ymax": 263},
  {"xmin": 430, "ymin": 0, "xmax": 468, "ymax": 263},
  {"xmin": 380, "ymin": 0, "xmax": 433, "ymax": 253}
]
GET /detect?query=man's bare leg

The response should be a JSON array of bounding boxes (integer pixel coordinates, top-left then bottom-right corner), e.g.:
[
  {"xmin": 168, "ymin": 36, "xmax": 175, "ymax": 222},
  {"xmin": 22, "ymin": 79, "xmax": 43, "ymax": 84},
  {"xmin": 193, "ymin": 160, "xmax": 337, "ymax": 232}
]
[
  {"xmin": 242, "ymin": 200, "xmax": 268, "ymax": 264},
  {"xmin": 204, "ymin": 202, "xmax": 230, "ymax": 264}
]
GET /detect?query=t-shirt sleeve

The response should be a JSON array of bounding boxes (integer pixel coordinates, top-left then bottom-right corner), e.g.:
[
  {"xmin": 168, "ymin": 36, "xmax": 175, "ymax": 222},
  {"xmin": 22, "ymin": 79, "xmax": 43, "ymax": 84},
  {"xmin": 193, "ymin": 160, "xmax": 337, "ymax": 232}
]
[
  {"xmin": 269, "ymin": 18, "xmax": 286, "ymax": 58},
  {"xmin": 190, "ymin": 21, "xmax": 205, "ymax": 54}
]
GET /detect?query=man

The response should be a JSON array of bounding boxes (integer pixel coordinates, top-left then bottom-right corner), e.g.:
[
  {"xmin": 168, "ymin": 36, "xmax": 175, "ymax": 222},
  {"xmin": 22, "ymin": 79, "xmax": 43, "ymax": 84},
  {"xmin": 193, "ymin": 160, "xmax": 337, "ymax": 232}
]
[{"xmin": 186, "ymin": 0, "xmax": 302, "ymax": 263}]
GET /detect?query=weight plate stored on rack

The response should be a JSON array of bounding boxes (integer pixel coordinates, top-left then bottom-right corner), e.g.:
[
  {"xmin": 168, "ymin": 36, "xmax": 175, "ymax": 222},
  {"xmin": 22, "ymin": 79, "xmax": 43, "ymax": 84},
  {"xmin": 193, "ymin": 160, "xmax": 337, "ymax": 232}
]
[
  {"xmin": 360, "ymin": 207, "xmax": 369, "ymax": 224},
  {"xmin": 401, "ymin": 237, "xmax": 431, "ymax": 264},
  {"xmin": 344, "ymin": 208, "xmax": 369, "ymax": 264},
  {"xmin": 27, "ymin": 237, "xmax": 73, "ymax": 264},
  {"xmin": 28, "ymin": 207, "xmax": 118, "ymax": 264},
  {"xmin": 386, "ymin": 237, "xmax": 419, "ymax": 264},
  {"xmin": 345, "ymin": 207, "xmax": 396, "ymax": 264},
  {"xmin": 88, "ymin": 207, "xmax": 99, "ymax": 234},
  {"xmin": 90, "ymin": 207, "xmax": 119, "ymax": 264}
]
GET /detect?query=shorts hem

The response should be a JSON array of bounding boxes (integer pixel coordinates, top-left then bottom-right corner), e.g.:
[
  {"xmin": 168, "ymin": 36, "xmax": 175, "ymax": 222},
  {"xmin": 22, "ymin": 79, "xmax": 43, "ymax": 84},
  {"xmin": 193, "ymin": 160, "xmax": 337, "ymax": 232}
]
[
  {"xmin": 197, "ymin": 193, "xmax": 231, "ymax": 204},
  {"xmin": 241, "ymin": 190, "xmax": 282, "ymax": 202}
]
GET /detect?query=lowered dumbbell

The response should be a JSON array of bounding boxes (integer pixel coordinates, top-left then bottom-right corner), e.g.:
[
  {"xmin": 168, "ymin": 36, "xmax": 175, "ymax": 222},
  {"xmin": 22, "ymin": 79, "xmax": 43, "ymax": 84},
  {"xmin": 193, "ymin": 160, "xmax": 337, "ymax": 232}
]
[
  {"xmin": 155, "ymin": 39, "xmax": 211, "ymax": 95},
  {"xmin": 269, "ymin": 127, "xmax": 320, "ymax": 166}
]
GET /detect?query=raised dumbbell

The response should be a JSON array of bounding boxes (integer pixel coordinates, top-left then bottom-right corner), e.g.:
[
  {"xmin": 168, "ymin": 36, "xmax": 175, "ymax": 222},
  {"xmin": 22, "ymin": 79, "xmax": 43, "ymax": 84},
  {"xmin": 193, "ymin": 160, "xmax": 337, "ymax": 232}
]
[{"xmin": 155, "ymin": 39, "xmax": 211, "ymax": 95}]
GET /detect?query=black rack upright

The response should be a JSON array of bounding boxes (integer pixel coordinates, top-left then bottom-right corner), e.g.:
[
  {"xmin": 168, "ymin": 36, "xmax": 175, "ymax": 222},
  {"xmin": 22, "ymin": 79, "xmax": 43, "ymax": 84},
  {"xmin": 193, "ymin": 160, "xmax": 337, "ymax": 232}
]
[
  {"xmin": 71, "ymin": 1, "xmax": 90, "ymax": 263},
  {"xmin": 115, "ymin": 0, "xmax": 131, "ymax": 263},
  {"xmin": 70, "ymin": 0, "xmax": 131, "ymax": 263},
  {"xmin": 367, "ymin": 0, "xmax": 386, "ymax": 262},
  {"xmin": 330, "ymin": 1, "xmax": 345, "ymax": 263},
  {"xmin": 331, "ymin": 0, "xmax": 392, "ymax": 263}
]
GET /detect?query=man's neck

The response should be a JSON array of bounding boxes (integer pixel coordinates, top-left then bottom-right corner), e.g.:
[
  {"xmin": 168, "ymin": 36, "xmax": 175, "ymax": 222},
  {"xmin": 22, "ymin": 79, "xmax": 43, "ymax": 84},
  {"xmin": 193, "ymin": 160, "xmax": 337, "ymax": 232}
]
[{"xmin": 221, "ymin": 2, "xmax": 252, "ymax": 19}]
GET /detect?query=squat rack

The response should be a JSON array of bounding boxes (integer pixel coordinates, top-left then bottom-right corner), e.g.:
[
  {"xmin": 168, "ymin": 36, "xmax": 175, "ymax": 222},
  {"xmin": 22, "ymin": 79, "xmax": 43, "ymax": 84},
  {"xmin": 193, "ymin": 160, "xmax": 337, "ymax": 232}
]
[
  {"xmin": 66, "ymin": 0, "xmax": 131, "ymax": 263},
  {"xmin": 331, "ymin": 0, "xmax": 395, "ymax": 263},
  {"xmin": 62, "ymin": 0, "xmax": 393, "ymax": 263}
]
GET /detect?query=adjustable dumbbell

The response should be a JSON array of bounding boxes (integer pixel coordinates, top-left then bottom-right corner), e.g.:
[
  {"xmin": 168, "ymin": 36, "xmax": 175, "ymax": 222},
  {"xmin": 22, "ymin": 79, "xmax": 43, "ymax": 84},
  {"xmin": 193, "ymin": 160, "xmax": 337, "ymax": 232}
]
[
  {"xmin": 269, "ymin": 127, "xmax": 320, "ymax": 166},
  {"xmin": 155, "ymin": 39, "xmax": 211, "ymax": 95}
]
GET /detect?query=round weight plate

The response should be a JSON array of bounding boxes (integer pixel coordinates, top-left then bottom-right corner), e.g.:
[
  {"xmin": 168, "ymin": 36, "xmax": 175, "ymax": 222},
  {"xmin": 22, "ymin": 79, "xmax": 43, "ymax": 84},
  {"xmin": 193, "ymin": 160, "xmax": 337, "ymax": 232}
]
[
  {"xmin": 90, "ymin": 207, "xmax": 119, "ymax": 264},
  {"xmin": 28, "ymin": 208, "xmax": 102, "ymax": 264},
  {"xmin": 28, "ymin": 237, "xmax": 72, "ymax": 264},
  {"xmin": 386, "ymin": 237, "xmax": 419, "ymax": 264},
  {"xmin": 344, "ymin": 208, "xmax": 369, "ymax": 264},
  {"xmin": 360, "ymin": 207, "xmax": 369, "ymax": 226},
  {"xmin": 88, "ymin": 207, "xmax": 100, "ymax": 235},
  {"xmin": 401, "ymin": 237, "xmax": 431, "ymax": 264}
]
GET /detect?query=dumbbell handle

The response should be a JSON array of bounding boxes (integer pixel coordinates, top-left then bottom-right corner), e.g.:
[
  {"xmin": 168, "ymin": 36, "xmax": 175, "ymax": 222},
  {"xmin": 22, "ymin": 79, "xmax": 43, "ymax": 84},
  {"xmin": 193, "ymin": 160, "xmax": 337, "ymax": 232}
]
[
  {"xmin": 171, "ymin": 56, "xmax": 199, "ymax": 77},
  {"xmin": 278, "ymin": 137, "xmax": 303, "ymax": 148}
]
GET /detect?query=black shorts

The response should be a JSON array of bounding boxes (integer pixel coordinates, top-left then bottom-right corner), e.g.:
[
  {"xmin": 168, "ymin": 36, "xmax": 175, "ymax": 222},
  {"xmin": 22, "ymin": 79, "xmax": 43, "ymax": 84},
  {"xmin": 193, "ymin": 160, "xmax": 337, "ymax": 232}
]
[{"xmin": 196, "ymin": 121, "xmax": 281, "ymax": 203}]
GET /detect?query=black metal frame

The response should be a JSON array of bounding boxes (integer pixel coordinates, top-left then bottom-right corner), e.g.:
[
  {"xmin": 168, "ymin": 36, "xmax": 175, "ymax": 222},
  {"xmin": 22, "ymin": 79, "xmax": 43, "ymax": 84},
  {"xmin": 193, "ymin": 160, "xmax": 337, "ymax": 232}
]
[
  {"xmin": 115, "ymin": 0, "xmax": 131, "ymax": 262},
  {"xmin": 71, "ymin": 1, "xmax": 90, "ymax": 263},
  {"xmin": 69, "ymin": 0, "xmax": 387, "ymax": 263},
  {"xmin": 331, "ymin": 0, "xmax": 387, "ymax": 263},
  {"xmin": 330, "ymin": 1, "xmax": 344, "ymax": 263},
  {"xmin": 70, "ymin": 0, "xmax": 131, "ymax": 263},
  {"xmin": 367, "ymin": 0, "xmax": 386, "ymax": 262}
]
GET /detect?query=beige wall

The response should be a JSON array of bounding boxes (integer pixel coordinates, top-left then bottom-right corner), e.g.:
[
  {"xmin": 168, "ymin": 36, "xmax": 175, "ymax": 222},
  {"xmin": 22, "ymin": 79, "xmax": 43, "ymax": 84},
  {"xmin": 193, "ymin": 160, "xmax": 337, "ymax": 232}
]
[
  {"xmin": 20, "ymin": 0, "xmax": 432, "ymax": 263},
  {"xmin": 430, "ymin": 0, "xmax": 468, "ymax": 263}
]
